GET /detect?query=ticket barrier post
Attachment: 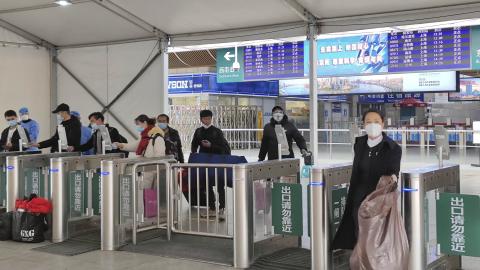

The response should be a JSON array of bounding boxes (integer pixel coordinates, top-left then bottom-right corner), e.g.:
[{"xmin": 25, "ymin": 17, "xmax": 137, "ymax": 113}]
[
  {"xmin": 0, "ymin": 151, "xmax": 40, "ymax": 208},
  {"xmin": 100, "ymin": 157, "xmax": 175, "ymax": 251},
  {"xmin": 6, "ymin": 152, "xmax": 79, "ymax": 212},
  {"xmin": 310, "ymin": 163, "xmax": 352, "ymax": 270},
  {"xmin": 50, "ymin": 153, "xmax": 124, "ymax": 243},
  {"xmin": 402, "ymin": 164, "xmax": 461, "ymax": 270}
]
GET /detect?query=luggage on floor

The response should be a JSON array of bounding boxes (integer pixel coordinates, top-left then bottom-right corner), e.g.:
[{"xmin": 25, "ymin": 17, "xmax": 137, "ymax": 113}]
[
  {"xmin": 11, "ymin": 211, "xmax": 48, "ymax": 243},
  {"xmin": 0, "ymin": 212, "xmax": 12, "ymax": 241}
]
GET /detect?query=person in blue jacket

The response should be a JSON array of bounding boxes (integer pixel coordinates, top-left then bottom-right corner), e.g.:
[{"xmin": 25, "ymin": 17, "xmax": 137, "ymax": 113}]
[
  {"xmin": 71, "ymin": 111, "xmax": 93, "ymax": 155},
  {"xmin": 18, "ymin": 107, "xmax": 40, "ymax": 151}
]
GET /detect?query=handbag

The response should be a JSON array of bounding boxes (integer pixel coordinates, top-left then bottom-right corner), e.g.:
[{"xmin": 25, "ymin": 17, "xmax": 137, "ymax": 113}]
[
  {"xmin": 350, "ymin": 175, "xmax": 410, "ymax": 270},
  {"xmin": 143, "ymin": 189, "xmax": 158, "ymax": 218},
  {"xmin": 11, "ymin": 211, "xmax": 48, "ymax": 243}
]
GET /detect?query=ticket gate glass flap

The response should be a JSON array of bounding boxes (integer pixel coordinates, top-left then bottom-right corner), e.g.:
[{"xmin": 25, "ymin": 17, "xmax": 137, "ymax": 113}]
[
  {"xmin": 68, "ymin": 170, "xmax": 87, "ymax": 218},
  {"xmin": 92, "ymin": 172, "xmax": 101, "ymax": 215},
  {"xmin": 24, "ymin": 167, "xmax": 47, "ymax": 198}
]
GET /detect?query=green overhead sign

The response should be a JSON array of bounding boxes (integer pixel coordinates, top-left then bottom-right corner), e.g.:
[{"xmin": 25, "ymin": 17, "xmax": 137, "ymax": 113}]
[{"xmin": 216, "ymin": 47, "xmax": 244, "ymax": 83}]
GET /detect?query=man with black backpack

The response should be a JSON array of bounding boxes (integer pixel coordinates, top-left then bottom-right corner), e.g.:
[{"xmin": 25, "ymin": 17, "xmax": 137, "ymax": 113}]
[
  {"xmin": 67, "ymin": 112, "xmax": 128, "ymax": 155},
  {"xmin": 157, "ymin": 114, "xmax": 184, "ymax": 163}
]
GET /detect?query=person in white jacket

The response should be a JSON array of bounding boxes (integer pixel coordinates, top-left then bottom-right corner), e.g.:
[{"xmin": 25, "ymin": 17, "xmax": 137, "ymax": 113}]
[{"xmin": 116, "ymin": 114, "xmax": 166, "ymax": 218}]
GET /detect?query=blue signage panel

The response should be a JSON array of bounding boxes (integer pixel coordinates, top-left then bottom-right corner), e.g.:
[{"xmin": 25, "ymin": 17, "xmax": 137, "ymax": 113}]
[
  {"xmin": 359, "ymin": 93, "xmax": 424, "ymax": 103},
  {"xmin": 388, "ymin": 27, "xmax": 470, "ymax": 72},
  {"xmin": 244, "ymin": 42, "xmax": 305, "ymax": 80},
  {"xmin": 168, "ymin": 73, "xmax": 279, "ymax": 97},
  {"xmin": 304, "ymin": 33, "xmax": 389, "ymax": 76}
]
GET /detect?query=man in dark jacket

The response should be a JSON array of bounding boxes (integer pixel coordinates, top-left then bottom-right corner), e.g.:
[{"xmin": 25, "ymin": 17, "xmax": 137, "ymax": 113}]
[
  {"xmin": 157, "ymin": 114, "xmax": 184, "ymax": 163},
  {"xmin": 259, "ymin": 106, "xmax": 308, "ymax": 161},
  {"xmin": 68, "ymin": 112, "xmax": 126, "ymax": 155},
  {"xmin": 0, "ymin": 110, "xmax": 30, "ymax": 152},
  {"xmin": 191, "ymin": 110, "xmax": 230, "ymax": 155},
  {"xmin": 32, "ymin": 103, "xmax": 81, "ymax": 153}
]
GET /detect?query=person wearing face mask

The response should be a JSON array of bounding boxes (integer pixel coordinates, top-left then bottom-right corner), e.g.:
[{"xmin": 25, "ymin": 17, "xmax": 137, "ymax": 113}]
[
  {"xmin": 18, "ymin": 107, "xmax": 39, "ymax": 151},
  {"xmin": 68, "ymin": 112, "xmax": 127, "ymax": 155},
  {"xmin": 71, "ymin": 111, "xmax": 93, "ymax": 155},
  {"xmin": 31, "ymin": 103, "xmax": 81, "ymax": 153},
  {"xmin": 191, "ymin": 110, "xmax": 231, "ymax": 155},
  {"xmin": 116, "ymin": 114, "xmax": 165, "ymax": 157},
  {"xmin": 332, "ymin": 108, "xmax": 401, "ymax": 250},
  {"xmin": 0, "ymin": 110, "xmax": 30, "ymax": 152},
  {"xmin": 157, "ymin": 114, "xmax": 184, "ymax": 163},
  {"xmin": 258, "ymin": 106, "xmax": 308, "ymax": 161}
]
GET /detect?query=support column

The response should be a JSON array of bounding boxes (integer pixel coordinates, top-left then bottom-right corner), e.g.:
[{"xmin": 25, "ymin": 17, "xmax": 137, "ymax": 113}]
[
  {"xmin": 49, "ymin": 48, "xmax": 58, "ymax": 134},
  {"xmin": 159, "ymin": 39, "xmax": 169, "ymax": 115},
  {"xmin": 308, "ymin": 24, "xmax": 318, "ymax": 164}
]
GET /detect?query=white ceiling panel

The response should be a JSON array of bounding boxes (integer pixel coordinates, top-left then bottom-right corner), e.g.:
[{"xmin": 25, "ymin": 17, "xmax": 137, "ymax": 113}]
[
  {"xmin": 0, "ymin": 1, "xmax": 153, "ymax": 46},
  {"xmin": 111, "ymin": 0, "xmax": 300, "ymax": 34},
  {"xmin": 297, "ymin": 0, "xmax": 480, "ymax": 19}
]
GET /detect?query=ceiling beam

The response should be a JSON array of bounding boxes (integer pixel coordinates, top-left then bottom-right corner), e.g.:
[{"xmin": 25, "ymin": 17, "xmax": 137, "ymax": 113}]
[
  {"xmin": 0, "ymin": 0, "xmax": 90, "ymax": 14},
  {"xmin": 0, "ymin": 18, "xmax": 55, "ymax": 49},
  {"xmin": 282, "ymin": 0, "xmax": 318, "ymax": 22},
  {"xmin": 92, "ymin": 0, "xmax": 168, "ymax": 38}
]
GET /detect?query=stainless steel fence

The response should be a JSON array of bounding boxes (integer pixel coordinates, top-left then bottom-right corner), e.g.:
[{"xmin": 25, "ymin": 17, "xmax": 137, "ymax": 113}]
[
  {"xmin": 49, "ymin": 153, "xmax": 124, "ymax": 243},
  {"xmin": 5, "ymin": 152, "xmax": 80, "ymax": 212}
]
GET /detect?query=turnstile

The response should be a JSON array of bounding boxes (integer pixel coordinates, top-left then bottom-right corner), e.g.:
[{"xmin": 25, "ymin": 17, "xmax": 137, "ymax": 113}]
[
  {"xmin": 101, "ymin": 157, "xmax": 175, "ymax": 251},
  {"xmin": 49, "ymin": 153, "xmax": 124, "ymax": 243},
  {"xmin": 0, "ymin": 151, "xmax": 40, "ymax": 208},
  {"xmin": 310, "ymin": 164, "xmax": 352, "ymax": 270},
  {"xmin": 5, "ymin": 152, "xmax": 80, "ymax": 212},
  {"xmin": 402, "ymin": 164, "xmax": 461, "ymax": 270}
]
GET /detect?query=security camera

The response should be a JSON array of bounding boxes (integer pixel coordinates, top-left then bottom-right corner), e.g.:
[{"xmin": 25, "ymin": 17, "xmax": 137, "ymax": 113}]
[{"xmin": 232, "ymin": 61, "xmax": 240, "ymax": 71}]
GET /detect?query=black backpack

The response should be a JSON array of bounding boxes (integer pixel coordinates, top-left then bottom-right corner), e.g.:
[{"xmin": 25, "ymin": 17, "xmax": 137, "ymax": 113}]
[{"xmin": 151, "ymin": 134, "xmax": 178, "ymax": 160}]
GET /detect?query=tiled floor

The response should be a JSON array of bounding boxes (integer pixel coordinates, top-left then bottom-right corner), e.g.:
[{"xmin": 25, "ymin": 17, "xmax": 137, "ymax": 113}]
[{"xmin": 1, "ymin": 148, "xmax": 479, "ymax": 269}]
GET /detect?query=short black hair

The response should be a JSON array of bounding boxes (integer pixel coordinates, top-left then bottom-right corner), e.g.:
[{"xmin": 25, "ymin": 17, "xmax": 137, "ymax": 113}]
[
  {"xmin": 200, "ymin": 110, "xmax": 213, "ymax": 118},
  {"xmin": 88, "ymin": 112, "xmax": 104, "ymax": 122},
  {"xmin": 272, "ymin": 106, "xmax": 284, "ymax": 113},
  {"xmin": 4, "ymin": 110, "xmax": 17, "ymax": 118},
  {"xmin": 157, "ymin": 114, "xmax": 170, "ymax": 123},
  {"xmin": 362, "ymin": 109, "xmax": 385, "ymax": 122},
  {"xmin": 135, "ymin": 114, "xmax": 156, "ymax": 126}
]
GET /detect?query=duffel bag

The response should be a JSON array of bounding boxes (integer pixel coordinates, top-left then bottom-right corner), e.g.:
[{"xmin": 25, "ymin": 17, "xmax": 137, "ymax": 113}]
[{"xmin": 0, "ymin": 212, "xmax": 12, "ymax": 241}]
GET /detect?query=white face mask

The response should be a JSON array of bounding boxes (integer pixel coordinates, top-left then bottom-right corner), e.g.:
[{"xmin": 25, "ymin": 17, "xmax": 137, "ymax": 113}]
[
  {"xmin": 365, "ymin": 123, "xmax": 382, "ymax": 138},
  {"xmin": 202, "ymin": 123, "xmax": 212, "ymax": 129},
  {"xmin": 21, "ymin": 115, "xmax": 29, "ymax": 121},
  {"xmin": 56, "ymin": 114, "xmax": 63, "ymax": 125},
  {"xmin": 273, "ymin": 112, "xmax": 284, "ymax": 122}
]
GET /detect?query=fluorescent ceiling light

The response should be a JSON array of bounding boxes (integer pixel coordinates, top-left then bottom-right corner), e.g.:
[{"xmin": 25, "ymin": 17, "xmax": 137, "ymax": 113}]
[{"xmin": 55, "ymin": 0, "xmax": 72, "ymax": 6}]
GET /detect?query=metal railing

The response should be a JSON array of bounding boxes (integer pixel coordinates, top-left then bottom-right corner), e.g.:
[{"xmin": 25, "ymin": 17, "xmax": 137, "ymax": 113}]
[
  {"xmin": 170, "ymin": 163, "xmax": 235, "ymax": 239},
  {"xmin": 5, "ymin": 152, "xmax": 80, "ymax": 212},
  {"xmin": 49, "ymin": 153, "xmax": 124, "ymax": 243}
]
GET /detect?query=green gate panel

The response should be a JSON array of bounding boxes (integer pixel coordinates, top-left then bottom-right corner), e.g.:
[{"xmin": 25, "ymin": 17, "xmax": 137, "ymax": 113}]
[{"xmin": 24, "ymin": 167, "xmax": 45, "ymax": 198}]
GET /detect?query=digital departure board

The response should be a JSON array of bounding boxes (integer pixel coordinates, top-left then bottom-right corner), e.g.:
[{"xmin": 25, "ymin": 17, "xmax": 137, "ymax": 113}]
[
  {"xmin": 388, "ymin": 27, "xmax": 470, "ymax": 72},
  {"xmin": 244, "ymin": 42, "xmax": 304, "ymax": 80}
]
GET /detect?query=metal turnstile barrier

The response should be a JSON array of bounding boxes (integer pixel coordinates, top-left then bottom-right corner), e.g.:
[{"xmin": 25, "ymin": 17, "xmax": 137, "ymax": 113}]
[
  {"xmin": 310, "ymin": 163, "xmax": 352, "ymax": 270},
  {"xmin": 49, "ymin": 153, "xmax": 125, "ymax": 243},
  {"xmin": 100, "ymin": 157, "xmax": 176, "ymax": 251},
  {"xmin": 6, "ymin": 152, "xmax": 80, "ymax": 212},
  {"xmin": 402, "ymin": 164, "xmax": 461, "ymax": 270},
  {"xmin": 0, "ymin": 151, "xmax": 40, "ymax": 208}
]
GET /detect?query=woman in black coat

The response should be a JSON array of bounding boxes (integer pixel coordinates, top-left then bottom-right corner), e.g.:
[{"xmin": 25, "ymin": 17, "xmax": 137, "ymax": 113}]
[{"xmin": 332, "ymin": 109, "xmax": 402, "ymax": 250}]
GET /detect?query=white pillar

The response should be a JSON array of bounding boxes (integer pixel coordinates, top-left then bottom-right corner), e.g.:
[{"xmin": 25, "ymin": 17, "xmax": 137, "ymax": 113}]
[
  {"xmin": 308, "ymin": 24, "xmax": 318, "ymax": 164},
  {"xmin": 159, "ymin": 39, "xmax": 169, "ymax": 115}
]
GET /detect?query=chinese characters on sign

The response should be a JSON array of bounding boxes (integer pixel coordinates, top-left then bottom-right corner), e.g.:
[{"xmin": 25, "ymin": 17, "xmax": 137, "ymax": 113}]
[
  {"xmin": 74, "ymin": 173, "xmax": 82, "ymax": 212},
  {"xmin": 32, "ymin": 170, "xmax": 40, "ymax": 195},
  {"xmin": 121, "ymin": 175, "xmax": 132, "ymax": 218},
  {"xmin": 388, "ymin": 27, "xmax": 470, "ymax": 72},
  {"xmin": 331, "ymin": 187, "xmax": 348, "ymax": 236},
  {"xmin": 437, "ymin": 193, "xmax": 480, "ymax": 257},
  {"xmin": 272, "ymin": 183, "xmax": 303, "ymax": 236},
  {"xmin": 450, "ymin": 197, "xmax": 465, "ymax": 253},
  {"xmin": 281, "ymin": 185, "xmax": 292, "ymax": 233}
]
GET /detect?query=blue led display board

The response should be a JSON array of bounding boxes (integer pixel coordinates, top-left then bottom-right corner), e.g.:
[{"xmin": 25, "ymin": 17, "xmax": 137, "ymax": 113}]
[{"xmin": 388, "ymin": 27, "xmax": 470, "ymax": 72}]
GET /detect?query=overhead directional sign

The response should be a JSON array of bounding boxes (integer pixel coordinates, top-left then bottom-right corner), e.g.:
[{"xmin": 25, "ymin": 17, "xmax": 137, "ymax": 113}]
[{"xmin": 217, "ymin": 47, "xmax": 244, "ymax": 83}]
